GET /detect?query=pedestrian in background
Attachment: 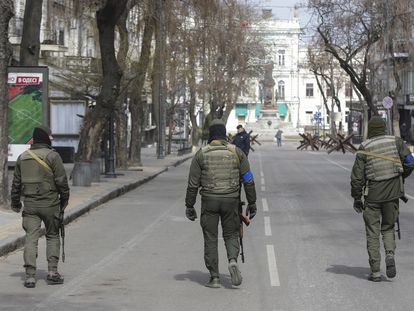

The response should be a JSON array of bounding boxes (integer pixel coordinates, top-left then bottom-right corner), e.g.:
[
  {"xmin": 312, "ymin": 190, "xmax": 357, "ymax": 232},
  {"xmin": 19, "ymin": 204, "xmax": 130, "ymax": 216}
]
[
  {"xmin": 232, "ymin": 124, "xmax": 250, "ymax": 157},
  {"xmin": 400, "ymin": 122, "xmax": 409, "ymax": 142},
  {"xmin": 351, "ymin": 117, "xmax": 414, "ymax": 282},
  {"xmin": 11, "ymin": 126, "xmax": 70, "ymax": 288},
  {"xmin": 275, "ymin": 129, "xmax": 283, "ymax": 147},
  {"xmin": 185, "ymin": 119, "xmax": 257, "ymax": 288}
]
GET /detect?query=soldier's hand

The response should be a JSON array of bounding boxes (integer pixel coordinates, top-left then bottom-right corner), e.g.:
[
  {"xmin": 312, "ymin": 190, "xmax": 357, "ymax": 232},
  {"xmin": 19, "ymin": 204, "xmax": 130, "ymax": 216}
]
[
  {"xmin": 353, "ymin": 199, "xmax": 364, "ymax": 214},
  {"xmin": 60, "ymin": 199, "xmax": 68, "ymax": 211},
  {"xmin": 185, "ymin": 206, "xmax": 197, "ymax": 221},
  {"xmin": 247, "ymin": 203, "xmax": 257, "ymax": 220},
  {"xmin": 11, "ymin": 202, "xmax": 22, "ymax": 213}
]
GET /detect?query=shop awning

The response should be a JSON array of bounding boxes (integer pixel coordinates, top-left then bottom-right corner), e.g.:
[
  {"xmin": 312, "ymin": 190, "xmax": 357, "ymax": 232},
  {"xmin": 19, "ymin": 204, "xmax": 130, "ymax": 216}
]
[
  {"xmin": 235, "ymin": 104, "xmax": 248, "ymax": 117},
  {"xmin": 278, "ymin": 103, "xmax": 288, "ymax": 117}
]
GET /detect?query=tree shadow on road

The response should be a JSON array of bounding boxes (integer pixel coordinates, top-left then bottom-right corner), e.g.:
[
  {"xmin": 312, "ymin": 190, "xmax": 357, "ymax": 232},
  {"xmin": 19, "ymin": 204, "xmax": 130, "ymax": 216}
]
[
  {"xmin": 326, "ymin": 265, "xmax": 391, "ymax": 282},
  {"xmin": 174, "ymin": 270, "xmax": 234, "ymax": 289}
]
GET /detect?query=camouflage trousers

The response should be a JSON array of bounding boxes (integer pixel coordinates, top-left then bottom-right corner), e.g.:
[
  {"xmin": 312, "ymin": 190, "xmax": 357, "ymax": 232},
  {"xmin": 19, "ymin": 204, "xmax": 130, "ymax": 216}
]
[
  {"xmin": 363, "ymin": 200, "xmax": 399, "ymax": 273},
  {"xmin": 22, "ymin": 205, "xmax": 61, "ymax": 278},
  {"xmin": 200, "ymin": 196, "xmax": 240, "ymax": 278}
]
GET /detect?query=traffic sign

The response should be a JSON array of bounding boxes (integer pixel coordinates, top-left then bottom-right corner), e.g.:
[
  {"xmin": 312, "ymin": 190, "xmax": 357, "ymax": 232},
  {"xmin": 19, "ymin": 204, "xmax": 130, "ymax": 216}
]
[{"xmin": 383, "ymin": 96, "xmax": 393, "ymax": 109}]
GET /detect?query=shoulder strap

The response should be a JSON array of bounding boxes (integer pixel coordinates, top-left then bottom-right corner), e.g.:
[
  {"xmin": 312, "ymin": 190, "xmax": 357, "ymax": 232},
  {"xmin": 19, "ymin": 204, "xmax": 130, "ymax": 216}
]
[
  {"xmin": 27, "ymin": 149, "xmax": 53, "ymax": 173},
  {"xmin": 226, "ymin": 144, "xmax": 241, "ymax": 167},
  {"xmin": 357, "ymin": 150, "xmax": 401, "ymax": 164}
]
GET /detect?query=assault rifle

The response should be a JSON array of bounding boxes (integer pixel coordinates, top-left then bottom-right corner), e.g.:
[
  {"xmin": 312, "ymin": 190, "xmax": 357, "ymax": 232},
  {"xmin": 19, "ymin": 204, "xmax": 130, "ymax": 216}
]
[
  {"xmin": 397, "ymin": 194, "xmax": 408, "ymax": 240},
  {"xmin": 59, "ymin": 204, "xmax": 66, "ymax": 262},
  {"xmin": 239, "ymin": 201, "xmax": 250, "ymax": 263}
]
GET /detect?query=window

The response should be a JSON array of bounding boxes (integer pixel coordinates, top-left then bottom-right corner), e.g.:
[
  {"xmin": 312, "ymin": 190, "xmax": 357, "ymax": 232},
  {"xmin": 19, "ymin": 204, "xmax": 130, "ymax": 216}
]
[
  {"xmin": 345, "ymin": 83, "xmax": 353, "ymax": 97},
  {"xmin": 278, "ymin": 81, "xmax": 285, "ymax": 100},
  {"xmin": 58, "ymin": 30, "xmax": 64, "ymax": 45},
  {"xmin": 306, "ymin": 83, "xmax": 314, "ymax": 97},
  {"xmin": 278, "ymin": 49, "xmax": 285, "ymax": 66}
]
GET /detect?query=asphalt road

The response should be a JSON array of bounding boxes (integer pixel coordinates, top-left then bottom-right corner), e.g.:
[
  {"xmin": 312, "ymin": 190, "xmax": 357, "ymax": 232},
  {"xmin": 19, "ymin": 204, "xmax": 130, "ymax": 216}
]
[{"xmin": 2, "ymin": 142, "xmax": 414, "ymax": 311}]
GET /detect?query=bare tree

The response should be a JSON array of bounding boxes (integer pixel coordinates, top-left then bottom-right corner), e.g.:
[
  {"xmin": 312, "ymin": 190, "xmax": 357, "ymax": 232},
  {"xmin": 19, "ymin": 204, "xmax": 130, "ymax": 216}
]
[
  {"xmin": 309, "ymin": 0, "xmax": 383, "ymax": 115},
  {"xmin": 0, "ymin": 0, "xmax": 14, "ymax": 207},
  {"xmin": 20, "ymin": 0, "xmax": 43, "ymax": 66},
  {"xmin": 129, "ymin": 0, "xmax": 155, "ymax": 166},
  {"xmin": 76, "ymin": 0, "xmax": 128, "ymax": 163}
]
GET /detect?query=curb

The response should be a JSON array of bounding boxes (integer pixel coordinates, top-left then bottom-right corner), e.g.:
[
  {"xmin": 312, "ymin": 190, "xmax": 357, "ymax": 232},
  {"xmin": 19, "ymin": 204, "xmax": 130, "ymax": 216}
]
[{"xmin": 0, "ymin": 154, "xmax": 192, "ymax": 258}]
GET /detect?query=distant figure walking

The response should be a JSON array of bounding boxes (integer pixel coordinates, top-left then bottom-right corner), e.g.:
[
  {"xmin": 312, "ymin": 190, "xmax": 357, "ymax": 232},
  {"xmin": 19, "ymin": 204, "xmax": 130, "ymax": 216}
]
[{"xmin": 275, "ymin": 129, "xmax": 283, "ymax": 147}]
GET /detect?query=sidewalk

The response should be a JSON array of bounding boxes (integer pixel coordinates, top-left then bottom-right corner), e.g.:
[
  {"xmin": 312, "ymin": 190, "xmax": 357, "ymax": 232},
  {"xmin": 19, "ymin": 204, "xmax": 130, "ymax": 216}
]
[{"xmin": 0, "ymin": 147, "xmax": 193, "ymax": 257}]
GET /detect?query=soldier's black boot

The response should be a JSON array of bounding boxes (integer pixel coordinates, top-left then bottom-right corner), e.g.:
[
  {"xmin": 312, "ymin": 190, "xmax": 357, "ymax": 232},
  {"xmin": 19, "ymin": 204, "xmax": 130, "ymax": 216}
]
[
  {"xmin": 385, "ymin": 253, "xmax": 396, "ymax": 278},
  {"xmin": 228, "ymin": 259, "xmax": 242, "ymax": 286},
  {"xmin": 368, "ymin": 271, "xmax": 381, "ymax": 282},
  {"xmin": 205, "ymin": 277, "xmax": 220, "ymax": 288},
  {"xmin": 47, "ymin": 271, "xmax": 64, "ymax": 285},
  {"xmin": 24, "ymin": 277, "xmax": 36, "ymax": 288}
]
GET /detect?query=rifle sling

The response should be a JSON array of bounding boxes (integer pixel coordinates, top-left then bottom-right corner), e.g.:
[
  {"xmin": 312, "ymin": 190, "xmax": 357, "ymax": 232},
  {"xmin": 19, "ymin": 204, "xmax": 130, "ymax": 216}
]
[
  {"xmin": 27, "ymin": 149, "xmax": 53, "ymax": 173},
  {"xmin": 357, "ymin": 150, "xmax": 401, "ymax": 164}
]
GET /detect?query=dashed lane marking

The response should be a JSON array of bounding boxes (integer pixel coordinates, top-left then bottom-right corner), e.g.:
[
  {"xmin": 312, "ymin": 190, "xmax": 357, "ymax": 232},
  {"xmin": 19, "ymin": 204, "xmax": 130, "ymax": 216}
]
[
  {"xmin": 262, "ymin": 198, "xmax": 269, "ymax": 212},
  {"xmin": 261, "ymin": 186, "xmax": 266, "ymax": 192},
  {"xmin": 261, "ymin": 177, "xmax": 265, "ymax": 185},
  {"xmin": 264, "ymin": 216, "xmax": 272, "ymax": 236},
  {"xmin": 266, "ymin": 244, "xmax": 281, "ymax": 286}
]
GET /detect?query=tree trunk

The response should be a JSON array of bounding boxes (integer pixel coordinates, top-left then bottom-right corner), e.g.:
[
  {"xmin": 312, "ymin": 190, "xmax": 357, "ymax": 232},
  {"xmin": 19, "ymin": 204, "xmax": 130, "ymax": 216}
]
[
  {"xmin": 116, "ymin": 96, "xmax": 128, "ymax": 169},
  {"xmin": 0, "ymin": 0, "xmax": 13, "ymax": 207},
  {"xmin": 115, "ymin": 7, "xmax": 129, "ymax": 169},
  {"xmin": 129, "ymin": 95, "xmax": 143, "ymax": 166},
  {"xmin": 188, "ymin": 48, "xmax": 200, "ymax": 147},
  {"xmin": 20, "ymin": 0, "xmax": 42, "ymax": 66},
  {"xmin": 128, "ymin": 0, "xmax": 154, "ymax": 165},
  {"xmin": 76, "ymin": 0, "xmax": 128, "ymax": 162}
]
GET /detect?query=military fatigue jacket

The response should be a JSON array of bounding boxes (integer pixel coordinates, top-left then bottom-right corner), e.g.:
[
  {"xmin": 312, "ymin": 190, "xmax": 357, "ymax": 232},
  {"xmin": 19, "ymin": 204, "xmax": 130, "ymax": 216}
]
[
  {"xmin": 185, "ymin": 140, "xmax": 255, "ymax": 207},
  {"xmin": 351, "ymin": 136, "xmax": 413, "ymax": 203},
  {"xmin": 11, "ymin": 143, "xmax": 70, "ymax": 208}
]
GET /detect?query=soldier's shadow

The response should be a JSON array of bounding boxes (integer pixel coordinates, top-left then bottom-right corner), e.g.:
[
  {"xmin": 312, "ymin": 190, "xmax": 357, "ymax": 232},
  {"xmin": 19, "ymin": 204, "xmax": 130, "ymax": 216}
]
[
  {"xmin": 326, "ymin": 265, "xmax": 391, "ymax": 282},
  {"xmin": 174, "ymin": 270, "xmax": 234, "ymax": 289},
  {"xmin": 10, "ymin": 269, "xmax": 48, "ymax": 281}
]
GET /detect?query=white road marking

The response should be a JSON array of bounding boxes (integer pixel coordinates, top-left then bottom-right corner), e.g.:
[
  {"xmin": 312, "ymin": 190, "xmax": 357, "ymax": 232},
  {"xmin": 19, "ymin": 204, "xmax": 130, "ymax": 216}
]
[
  {"xmin": 406, "ymin": 194, "xmax": 414, "ymax": 200},
  {"xmin": 264, "ymin": 216, "xmax": 272, "ymax": 236},
  {"xmin": 266, "ymin": 244, "xmax": 281, "ymax": 287},
  {"xmin": 261, "ymin": 186, "xmax": 266, "ymax": 192},
  {"xmin": 325, "ymin": 158, "xmax": 351, "ymax": 172},
  {"xmin": 260, "ymin": 171, "xmax": 264, "ymax": 178},
  {"xmin": 262, "ymin": 198, "xmax": 269, "ymax": 212},
  {"xmin": 261, "ymin": 177, "xmax": 265, "ymax": 185},
  {"xmin": 31, "ymin": 196, "xmax": 183, "ymax": 310}
]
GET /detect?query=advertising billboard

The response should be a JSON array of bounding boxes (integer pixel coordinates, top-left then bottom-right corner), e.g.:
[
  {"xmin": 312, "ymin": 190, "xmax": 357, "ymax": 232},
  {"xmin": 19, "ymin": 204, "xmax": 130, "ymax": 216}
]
[{"xmin": 7, "ymin": 67, "xmax": 49, "ymax": 162}]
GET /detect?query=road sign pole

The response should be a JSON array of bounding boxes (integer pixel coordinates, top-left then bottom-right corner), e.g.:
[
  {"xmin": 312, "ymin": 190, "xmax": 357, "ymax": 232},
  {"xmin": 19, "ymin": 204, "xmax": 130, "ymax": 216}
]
[{"xmin": 387, "ymin": 108, "xmax": 392, "ymax": 135}]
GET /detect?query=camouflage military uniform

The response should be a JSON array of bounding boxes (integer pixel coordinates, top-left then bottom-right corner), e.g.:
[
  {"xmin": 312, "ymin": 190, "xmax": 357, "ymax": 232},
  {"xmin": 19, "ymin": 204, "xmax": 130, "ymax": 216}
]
[
  {"xmin": 11, "ymin": 126, "xmax": 69, "ymax": 287},
  {"xmin": 185, "ymin": 119, "xmax": 256, "ymax": 288},
  {"xmin": 351, "ymin": 118, "xmax": 414, "ymax": 281}
]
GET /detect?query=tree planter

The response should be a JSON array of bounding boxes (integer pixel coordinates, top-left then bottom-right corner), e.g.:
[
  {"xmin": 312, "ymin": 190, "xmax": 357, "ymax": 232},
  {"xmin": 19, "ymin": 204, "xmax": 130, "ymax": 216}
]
[
  {"xmin": 72, "ymin": 162, "xmax": 92, "ymax": 187},
  {"xmin": 90, "ymin": 159, "xmax": 101, "ymax": 182}
]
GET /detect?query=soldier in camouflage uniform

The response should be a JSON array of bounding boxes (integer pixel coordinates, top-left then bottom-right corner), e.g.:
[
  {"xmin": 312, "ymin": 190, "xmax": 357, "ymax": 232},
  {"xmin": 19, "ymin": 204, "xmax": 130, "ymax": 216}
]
[
  {"xmin": 185, "ymin": 119, "xmax": 257, "ymax": 288},
  {"xmin": 11, "ymin": 126, "xmax": 70, "ymax": 288},
  {"xmin": 351, "ymin": 117, "xmax": 414, "ymax": 282}
]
